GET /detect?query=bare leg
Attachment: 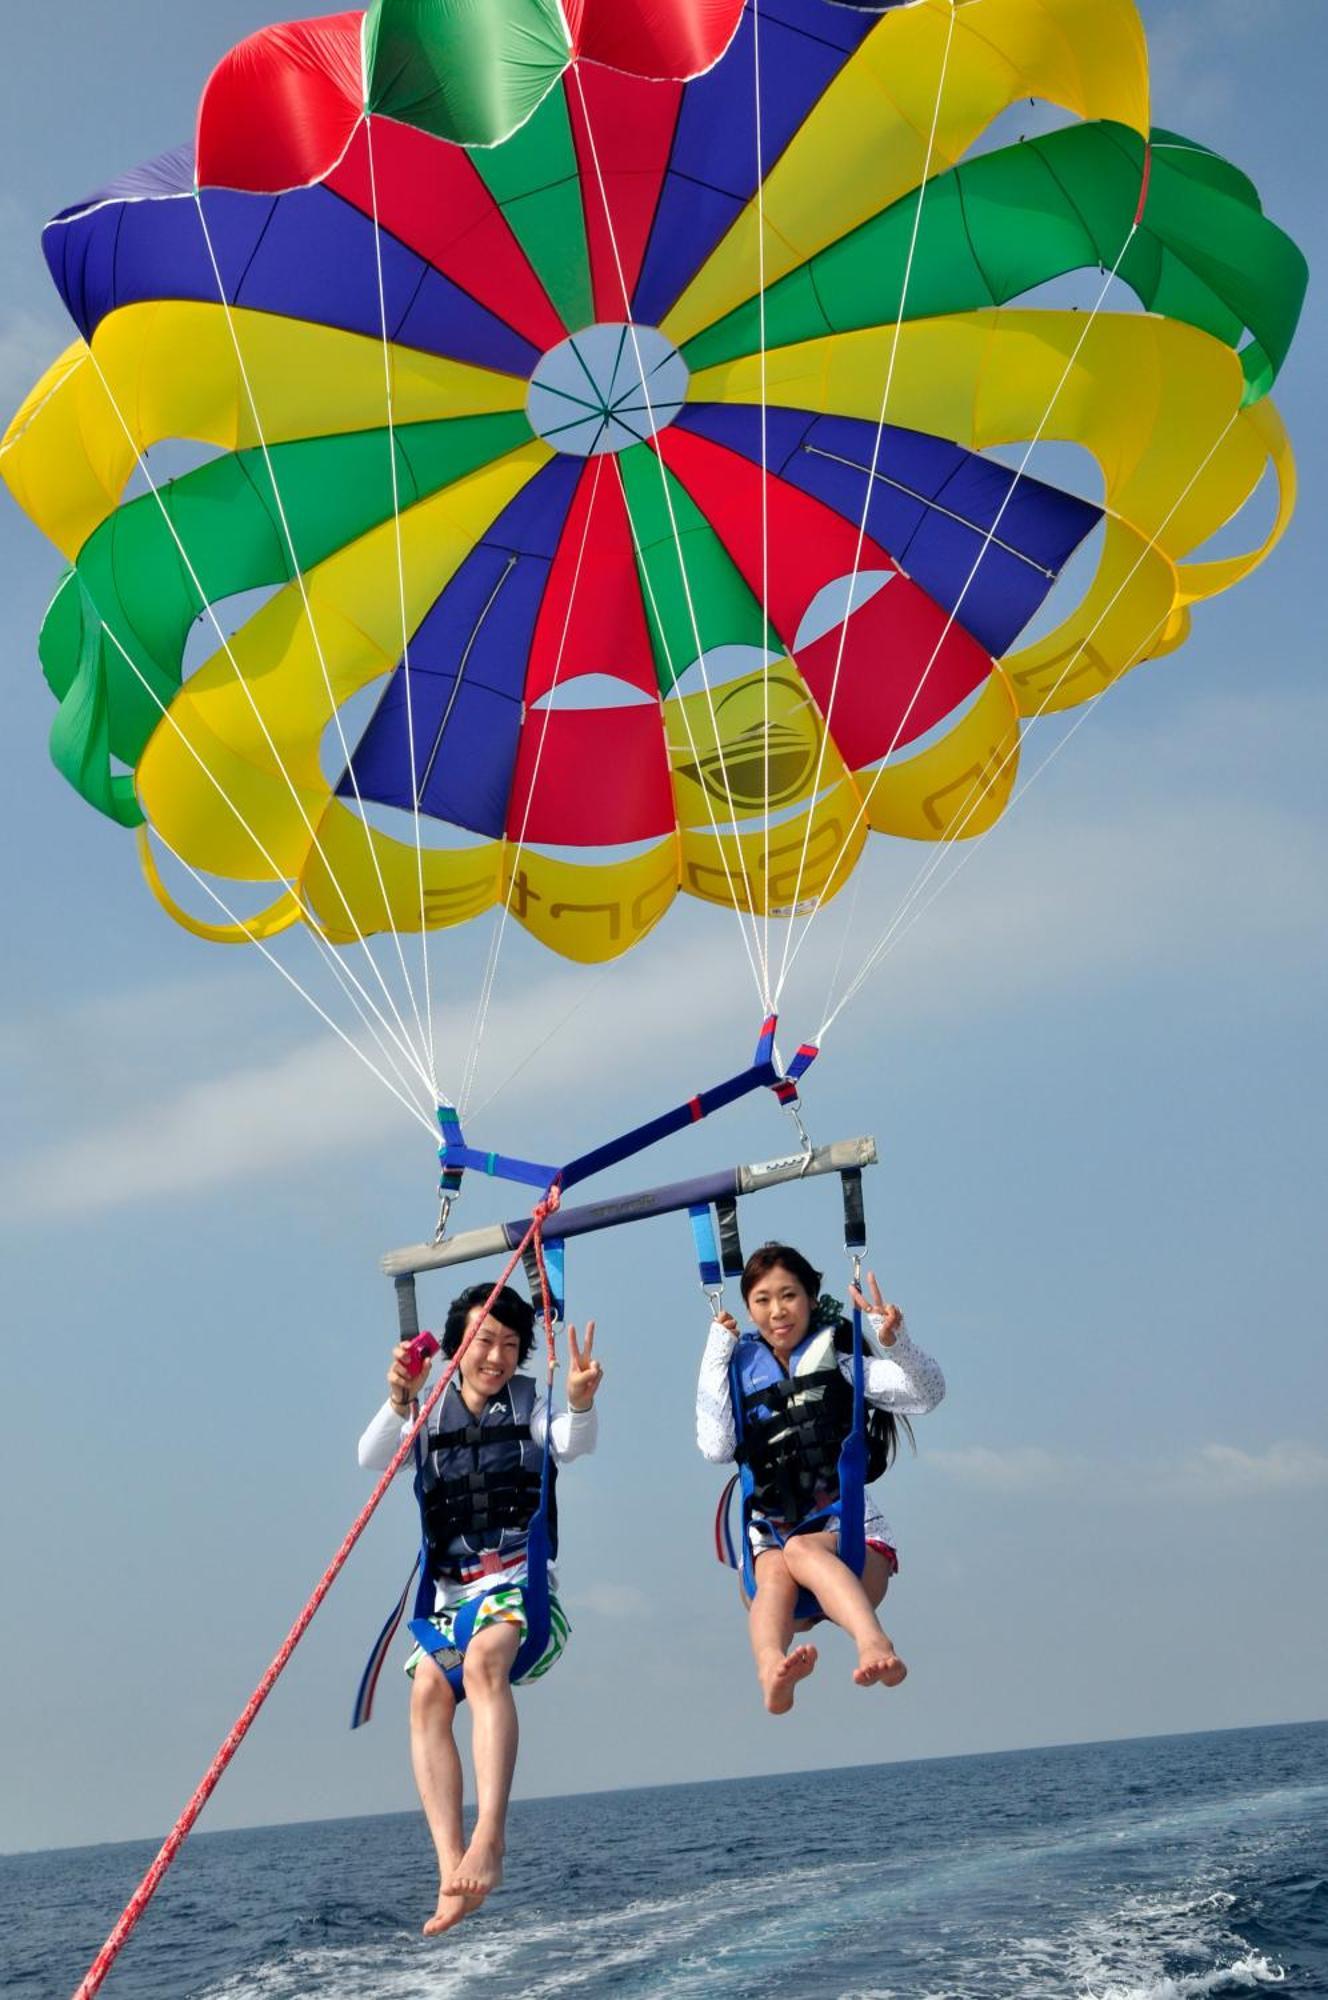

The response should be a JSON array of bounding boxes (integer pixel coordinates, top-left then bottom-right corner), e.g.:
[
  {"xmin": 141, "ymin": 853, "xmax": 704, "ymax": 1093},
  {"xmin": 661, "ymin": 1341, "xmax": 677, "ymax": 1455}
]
[
  {"xmin": 782, "ymin": 1532, "xmax": 907, "ymax": 1688},
  {"xmin": 447, "ymin": 1621, "xmax": 522, "ymax": 1902},
  {"xmin": 746, "ymin": 1550, "xmax": 818, "ymax": 1714},
  {"xmin": 409, "ymin": 1665, "xmax": 480, "ymax": 1936}
]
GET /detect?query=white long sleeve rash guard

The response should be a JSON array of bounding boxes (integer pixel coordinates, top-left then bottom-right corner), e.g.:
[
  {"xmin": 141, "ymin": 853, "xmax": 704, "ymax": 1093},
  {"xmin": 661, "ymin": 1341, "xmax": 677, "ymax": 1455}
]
[
  {"xmin": 358, "ymin": 1388, "xmax": 598, "ymax": 1608},
  {"xmin": 695, "ymin": 1315, "xmax": 945, "ymax": 1549}
]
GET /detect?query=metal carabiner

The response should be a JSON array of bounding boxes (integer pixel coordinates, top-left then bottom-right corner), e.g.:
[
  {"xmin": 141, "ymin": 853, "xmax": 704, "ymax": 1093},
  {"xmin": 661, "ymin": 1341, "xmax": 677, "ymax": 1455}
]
[
  {"xmin": 703, "ymin": 1284, "xmax": 727, "ymax": 1322},
  {"xmin": 785, "ymin": 1099, "xmax": 815, "ymax": 1167},
  {"xmin": 433, "ymin": 1189, "xmax": 456, "ymax": 1246}
]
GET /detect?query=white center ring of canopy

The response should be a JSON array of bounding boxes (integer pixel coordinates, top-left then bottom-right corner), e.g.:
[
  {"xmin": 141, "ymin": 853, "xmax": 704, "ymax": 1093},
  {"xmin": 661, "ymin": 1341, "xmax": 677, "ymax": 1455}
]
[{"xmin": 525, "ymin": 323, "xmax": 689, "ymax": 457}]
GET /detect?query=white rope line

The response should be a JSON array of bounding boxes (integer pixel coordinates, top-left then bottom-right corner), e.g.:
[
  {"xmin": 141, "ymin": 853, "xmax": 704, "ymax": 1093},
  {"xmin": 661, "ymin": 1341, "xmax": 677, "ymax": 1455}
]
[
  {"xmin": 778, "ymin": 220, "xmax": 1145, "ymax": 1005},
  {"xmin": 365, "ymin": 115, "xmax": 440, "ymax": 1097},
  {"xmin": 753, "ymin": 0, "xmax": 773, "ymax": 998},
  {"xmin": 772, "ymin": 0, "xmax": 959, "ymax": 1003},
  {"xmin": 83, "ymin": 345, "xmax": 439, "ymax": 1099},
  {"xmin": 568, "ymin": 66, "xmax": 773, "ymax": 1010},
  {"xmin": 818, "ymin": 409, "xmax": 1242, "ymax": 1039},
  {"xmin": 457, "ymin": 456, "xmax": 607, "ymax": 1119},
  {"xmin": 829, "ymin": 607, "xmax": 1177, "ymax": 1022},
  {"xmin": 97, "ymin": 618, "xmax": 439, "ymax": 1113},
  {"xmin": 148, "ymin": 827, "xmax": 442, "ymax": 1142},
  {"xmin": 192, "ymin": 191, "xmax": 439, "ymax": 1093},
  {"xmin": 819, "ymin": 861, "xmax": 864, "ymax": 1035},
  {"xmin": 465, "ymin": 965, "xmax": 615, "ymax": 1122}
]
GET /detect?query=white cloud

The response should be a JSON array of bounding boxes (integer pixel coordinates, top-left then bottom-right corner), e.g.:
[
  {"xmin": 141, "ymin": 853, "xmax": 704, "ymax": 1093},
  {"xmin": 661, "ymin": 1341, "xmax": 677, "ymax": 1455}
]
[
  {"xmin": 929, "ymin": 1445, "xmax": 1080, "ymax": 1492},
  {"xmin": 1161, "ymin": 1440, "xmax": 1328, "ymax": 1500},
  {"xmin": 0, "ymin": 930, "xmax": 736, "ymax": 1220},
  {"xmin": 929, "ymin": 1439, "xmax": 1328, "ymax": 1504}
]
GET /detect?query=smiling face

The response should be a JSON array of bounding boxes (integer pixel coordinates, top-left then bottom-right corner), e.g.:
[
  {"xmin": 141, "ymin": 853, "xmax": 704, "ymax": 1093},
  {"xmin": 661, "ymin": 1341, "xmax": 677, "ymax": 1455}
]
[
  {"xmin": 457, "ymin": 1309, "xmax": 523, "ymax": 1411},
  {"xmin": 745, "ymin": 1263, "xmax": 814, "ymax": 1362}
]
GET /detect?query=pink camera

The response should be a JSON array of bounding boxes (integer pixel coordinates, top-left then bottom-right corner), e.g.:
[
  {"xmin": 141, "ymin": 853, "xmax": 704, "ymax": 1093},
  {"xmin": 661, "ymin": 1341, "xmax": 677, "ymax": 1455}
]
[{"xmin": 402, "ymin": 1330, "xmax": 440, "ymax": 1377}]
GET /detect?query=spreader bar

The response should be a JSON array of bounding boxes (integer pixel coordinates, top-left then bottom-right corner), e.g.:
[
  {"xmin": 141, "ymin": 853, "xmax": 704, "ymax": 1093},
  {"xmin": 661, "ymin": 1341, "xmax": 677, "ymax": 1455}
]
[{"xmin": 381, "ymin": 1137, "xmax": 877, "ymax": 1281}]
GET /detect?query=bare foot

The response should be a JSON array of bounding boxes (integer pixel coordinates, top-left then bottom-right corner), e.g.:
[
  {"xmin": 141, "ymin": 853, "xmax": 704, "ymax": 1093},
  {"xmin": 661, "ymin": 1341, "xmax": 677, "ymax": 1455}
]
[
  {"xmin": 422, "ymin": 1886, "xmax": 482, "ymax": 1937},
  {"xmin": 853, "ymin": 1640, "xmax": 907, "ymax": 1689},
  {"xmin": 446, "ymin": 1834, "xmax": 505, "ymax": 1901},
  {"xmin": 760, "ymin": 1643, "xmax": 818, "ymax": 1715}
]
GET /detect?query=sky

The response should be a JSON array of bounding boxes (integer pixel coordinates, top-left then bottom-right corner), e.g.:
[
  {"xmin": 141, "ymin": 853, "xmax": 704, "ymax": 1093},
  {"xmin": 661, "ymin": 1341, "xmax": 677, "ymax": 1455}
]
[{"xmin": 1, "ymin": 0, "xmax": 1325, "ymax": 1861}]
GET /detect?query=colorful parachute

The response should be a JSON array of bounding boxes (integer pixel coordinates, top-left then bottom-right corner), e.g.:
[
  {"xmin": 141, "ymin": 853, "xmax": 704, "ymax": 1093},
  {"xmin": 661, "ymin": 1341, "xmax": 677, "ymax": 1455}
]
[{"xmin": 1, "ymin": 0, "xmax": 1307, "ymax": 963}]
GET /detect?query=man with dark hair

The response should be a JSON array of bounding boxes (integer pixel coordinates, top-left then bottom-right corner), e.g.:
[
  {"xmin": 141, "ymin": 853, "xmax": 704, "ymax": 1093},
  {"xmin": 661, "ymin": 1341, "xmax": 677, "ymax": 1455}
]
[{"xmin": 359, "ymin": 1282, "xmax": 603, "ymax": 1934}]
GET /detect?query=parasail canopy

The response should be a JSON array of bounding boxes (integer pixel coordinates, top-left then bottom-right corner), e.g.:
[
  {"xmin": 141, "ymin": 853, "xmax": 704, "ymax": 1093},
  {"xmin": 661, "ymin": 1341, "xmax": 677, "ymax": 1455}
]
[{"xmin": 1, "ymin": 0, "xmax": 1307, "ymax": 966}]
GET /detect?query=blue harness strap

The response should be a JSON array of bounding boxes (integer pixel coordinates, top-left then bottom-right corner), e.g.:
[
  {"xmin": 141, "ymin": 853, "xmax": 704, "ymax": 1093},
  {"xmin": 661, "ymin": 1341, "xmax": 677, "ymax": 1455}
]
[
  {"xmin": 402, "ymin": 1397, "xmax": 557, "ymax": 1704},
  {"xmin": 689, "ymin": 1203, "xmax": 723, "ymax": 1291},
  {"xmin": 437, "ymin": 1015, "xmax": 813, "ymax": 1202},
  {"xmin": 718, "ymin": 1167, "xmax": 872, "ymax": 1623}
]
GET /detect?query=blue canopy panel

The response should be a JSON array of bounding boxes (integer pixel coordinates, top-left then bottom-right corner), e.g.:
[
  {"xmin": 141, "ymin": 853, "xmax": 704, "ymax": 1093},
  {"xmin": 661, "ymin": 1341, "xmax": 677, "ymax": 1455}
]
[
  {"xmin": 631, "ymin": 0, "xmax": 887, "ymax": 328},
  {"xmin": 674, "ymin": 404, "xmax": 1103, "ymax": 656},
  {"xmin": 42, "ymin": 180, "xmax": 540, "ymax": 378},
  {"xmin": 337, "ymin": 455, "xmax": 583, "ymax": 839}
]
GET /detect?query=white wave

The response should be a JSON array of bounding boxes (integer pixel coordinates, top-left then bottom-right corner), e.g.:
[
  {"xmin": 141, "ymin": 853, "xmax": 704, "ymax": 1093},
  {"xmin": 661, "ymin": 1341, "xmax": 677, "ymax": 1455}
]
[{"xmin": 1082, "ymin": 1950, "xmax": 1286, "ymax": 1998}]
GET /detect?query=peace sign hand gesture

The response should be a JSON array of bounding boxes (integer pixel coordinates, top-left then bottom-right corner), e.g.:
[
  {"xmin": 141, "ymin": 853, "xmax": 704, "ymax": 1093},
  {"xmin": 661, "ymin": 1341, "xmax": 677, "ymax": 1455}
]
[
  {"xmin": 848, "ymin": 1269, "xmax": 903, "ymax": 1346},
  {"xmin": 565, "ymin": 1321, "xmax": 603, "ymax": 1412}
]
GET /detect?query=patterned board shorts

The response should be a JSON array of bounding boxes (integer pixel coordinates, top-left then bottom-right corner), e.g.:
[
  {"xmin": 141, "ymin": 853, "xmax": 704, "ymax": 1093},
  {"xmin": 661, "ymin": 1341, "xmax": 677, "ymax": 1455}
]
[{"xmin": 405, "ymin": 1585, "xmax": 570, "ymax": 1685}]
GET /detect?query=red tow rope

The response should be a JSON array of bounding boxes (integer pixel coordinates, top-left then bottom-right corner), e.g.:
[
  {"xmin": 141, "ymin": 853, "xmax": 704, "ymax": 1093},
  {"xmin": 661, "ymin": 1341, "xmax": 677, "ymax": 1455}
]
[{"xmin": 73, "ymin": 1194, "xmax": 559, "ymax": 2000}]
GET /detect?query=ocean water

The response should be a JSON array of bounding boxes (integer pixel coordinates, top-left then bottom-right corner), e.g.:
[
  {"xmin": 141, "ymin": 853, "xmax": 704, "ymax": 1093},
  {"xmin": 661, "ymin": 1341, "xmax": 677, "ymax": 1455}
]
[{"xmin": 6, "ymin": 1722, "xmax": 1327, "ymax": 2000}]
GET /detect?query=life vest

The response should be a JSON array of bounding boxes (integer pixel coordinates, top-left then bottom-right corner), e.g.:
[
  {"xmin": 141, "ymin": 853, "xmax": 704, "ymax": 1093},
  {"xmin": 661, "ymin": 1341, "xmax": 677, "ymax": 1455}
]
[
  {"xmin": 416, "ymin": 1373, "xmax": 557, "ymax": 1581},
  {"xmin": 729, "ymin": 1320, "xmax": 892, "ymax": 1529}
]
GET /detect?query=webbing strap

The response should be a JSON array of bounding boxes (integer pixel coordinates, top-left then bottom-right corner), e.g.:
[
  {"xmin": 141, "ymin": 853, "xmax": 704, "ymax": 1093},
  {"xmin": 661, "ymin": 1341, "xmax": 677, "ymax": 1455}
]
[
  {"xmin": 439, "ymin": 1016, "xmax": 812, "ymax": 1200},
  {"xmin": 689, "ymin": 1204, "xmax": 722, "ymax": 1290},
  {"xmin": 437, "ymin": 1105, "xmax": 465, "ymax": 1197},
  {"xmin": 715, "ymin": 1196, "xmax": 745, "ymax": 1279},
  {"xmin": 442, "ymin": 1145, "xmax": 560, "ymax": 1190},
  {"xmin": 540, "ymin": 1241, "xmax": 565, "ymax": 1324},
  {"xmin": 841, "ymin": 1168, "xmax": 866, "ymax": 1252}
]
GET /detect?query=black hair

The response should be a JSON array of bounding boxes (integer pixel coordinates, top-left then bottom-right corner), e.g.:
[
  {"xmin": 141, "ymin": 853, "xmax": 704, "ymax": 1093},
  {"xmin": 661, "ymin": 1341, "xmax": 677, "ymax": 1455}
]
[
  {"xmin": 740, "ymin": 1242, "xmax": 913, "ymax": 1468},
  {"xmin": 441, "ymin": 1282, "xmax": 536, "ymax": 1366},
  {"xmin": 740, "ymin": 1242, "xmax": 822, "ymax": 1303}
]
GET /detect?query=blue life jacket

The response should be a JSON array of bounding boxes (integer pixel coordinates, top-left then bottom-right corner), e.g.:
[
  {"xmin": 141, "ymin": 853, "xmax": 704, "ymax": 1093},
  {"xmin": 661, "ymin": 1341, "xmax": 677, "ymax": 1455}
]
[
  {"xmin": 351, "ymin": 1373, "xmax": 557, "ymax": 1725},
  {"xmin": 727, "ymin": 1314, "xmax": 885, "ymax": 1609},
  {"xmin": 416, "ymin": 1373, "xmax": 557, "ymax": 1580}
]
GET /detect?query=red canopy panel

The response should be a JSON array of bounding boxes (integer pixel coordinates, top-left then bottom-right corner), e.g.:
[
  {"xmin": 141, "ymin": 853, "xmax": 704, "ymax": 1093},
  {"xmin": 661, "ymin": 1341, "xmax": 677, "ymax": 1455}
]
[
  {"xmin": 326, "ymin": 118, "xmax": 568, "ymax": 354},
  {"xmin": 566, "ymin": 64, "xmax": 684, "ymax": 320},
  {"xmin": 656, "ymin": 427, "xmax": 993, "ymax": 765},
  {"xmin": 524, "ymin": 460, "xmax": 661, "ymax": 705},
  {"xmin": 197, "ymin": 15, "xmax": 364, "ymax": 193},
  {"xmin": 567, "ymin": 0, "xmax": 745, "ymax": 77},
  {"xmin": 506, "ymin": 704, "xmax": 674, "ymax": 845}
]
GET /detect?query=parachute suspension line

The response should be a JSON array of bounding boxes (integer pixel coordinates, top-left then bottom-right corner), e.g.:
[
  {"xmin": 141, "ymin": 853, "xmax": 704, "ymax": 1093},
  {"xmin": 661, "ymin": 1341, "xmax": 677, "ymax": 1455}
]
[
  {"xmin": 820, "ymin": 863, "xmax": 864, "ymax": 1037},
  {"xmin": 69, "ymin": 1192, "xmax": 560, "ymax": 2000},
  {"xmin": 753, "ymin": 0, "xmax": 773, "ymax": 993},
  {"xmin": 771, "ymin": 0, "xmax": 960, "ymax": 1007},
  {"xmin": 365, "ymin": 115, "xmax": 439, "ymax": 1098},
  {"xmin": 144, "ymin": 826, "xmax": 444, "ymax": 1140},
  {"xmin": 94, "ymin": 605, "xmax": 440, "ymax": 1110},
  {"xmin": 568, "ymin": 69, "xmax": 773, "ymax": 1010},
  {"xmin": 779, "ymin": 215, "xmax": 1148, "ymax": 1006},
  {"xmin": 82, "ymin": 339, "xmax": 440, "ymax": 1103},
  {"xmin": 191, "ymin": 192, "xmax": 440, "ymax": 1098},
  {"xmin": 465, "ymin": 965, "xmax": 614, "ymax": 1123},
  {"xmin": 817, "ymin": 408, "xmax": 1243, "ymax": 1042},
  {"xmin": 457, "ymin": 456, "xmax": 609, "ymax": 1120}
]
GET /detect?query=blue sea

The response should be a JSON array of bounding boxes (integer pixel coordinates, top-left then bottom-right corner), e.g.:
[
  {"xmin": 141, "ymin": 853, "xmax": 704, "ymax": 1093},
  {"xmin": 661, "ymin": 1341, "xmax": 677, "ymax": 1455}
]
[{"xmin": 7, "ymin": 1722, "xmax": 1327, "ymax": 2000}]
